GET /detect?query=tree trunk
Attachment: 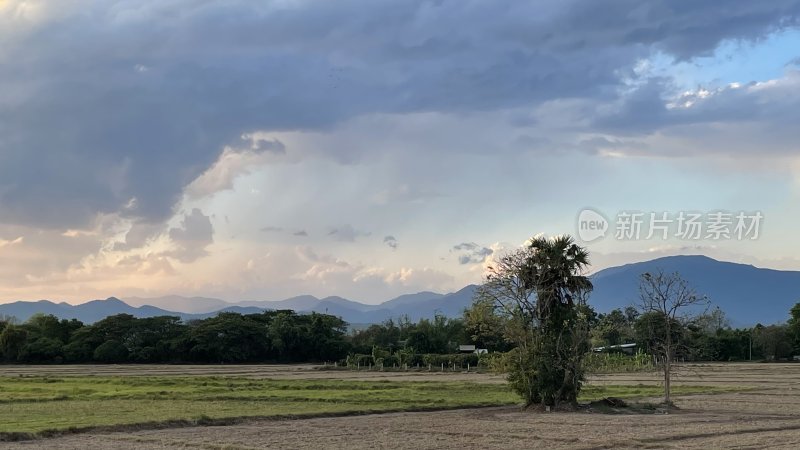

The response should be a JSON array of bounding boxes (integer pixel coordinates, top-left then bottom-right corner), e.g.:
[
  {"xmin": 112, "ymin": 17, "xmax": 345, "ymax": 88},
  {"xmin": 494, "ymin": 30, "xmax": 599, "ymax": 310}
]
[{"xmin": 664, "ymin": 329, "xmax": 672, "ymax": 409}]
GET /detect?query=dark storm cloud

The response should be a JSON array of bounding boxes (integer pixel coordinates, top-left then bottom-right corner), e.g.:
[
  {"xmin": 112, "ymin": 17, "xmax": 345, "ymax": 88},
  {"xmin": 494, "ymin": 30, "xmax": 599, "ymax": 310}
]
[
  {"xmin": 167, "ymin": 208, "xmax": 214, "ymax": 263},
  {"xmin": 2, "ymin": 0, "xmax": 798, "ymax": 229}
]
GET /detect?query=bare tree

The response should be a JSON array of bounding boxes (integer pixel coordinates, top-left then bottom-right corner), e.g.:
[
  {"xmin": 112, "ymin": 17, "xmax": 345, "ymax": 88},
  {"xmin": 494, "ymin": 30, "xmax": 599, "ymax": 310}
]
[{"xmin": 637, "ymin": 270, "xmax": 707, "ymax": 408}]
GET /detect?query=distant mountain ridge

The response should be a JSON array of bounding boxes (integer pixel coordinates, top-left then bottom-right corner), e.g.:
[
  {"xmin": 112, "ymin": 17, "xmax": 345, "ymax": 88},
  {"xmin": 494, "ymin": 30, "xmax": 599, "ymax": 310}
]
[
  {"xmin": 0, "ymin": 286, "xmax": 478, "ymax": 325},
  {"xmin": 589, "ymin": 255, "xmax": 800, "ymax": 326},
  {"xmin": 2, "ymin": 256, "xmax": 798, "ymax": 326}
]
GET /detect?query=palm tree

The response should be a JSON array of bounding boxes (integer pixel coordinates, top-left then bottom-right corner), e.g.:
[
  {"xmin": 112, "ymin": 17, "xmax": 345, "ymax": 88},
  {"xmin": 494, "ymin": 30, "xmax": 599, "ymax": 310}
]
[
  {"xmin": 522, "ymin": 235, "xmax": 593, "ymax": 323},
  {"xmin": 477, "ymin": 234, "xmax": 593, "ymax": 407}
]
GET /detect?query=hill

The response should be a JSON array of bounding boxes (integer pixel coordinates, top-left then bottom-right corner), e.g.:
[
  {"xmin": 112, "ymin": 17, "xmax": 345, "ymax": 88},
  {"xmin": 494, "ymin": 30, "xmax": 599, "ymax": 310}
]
[
  {"xmin": 590, "ymin": 255, "xmax": 800, "ymax": 326},
  {"xmin": 3, "ymin": 256, "xmax": 798, "ymax": 326}
]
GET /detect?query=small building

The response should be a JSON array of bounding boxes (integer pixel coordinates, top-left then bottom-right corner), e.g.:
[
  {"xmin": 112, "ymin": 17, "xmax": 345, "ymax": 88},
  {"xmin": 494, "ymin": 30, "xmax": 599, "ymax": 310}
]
[
  {"xmin": 592, "ymin": 343, "xmax": 637, "ymax": 355},
  {"xmin": 458, "ymin": 344, "xmax": 489, "ymax": 355}
]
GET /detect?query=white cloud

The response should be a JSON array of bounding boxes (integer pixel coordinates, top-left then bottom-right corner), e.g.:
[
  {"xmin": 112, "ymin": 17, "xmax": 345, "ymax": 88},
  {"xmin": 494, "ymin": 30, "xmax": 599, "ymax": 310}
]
[
  {"xmin": 186, "ymin": 136, "xmax": 287, "ymax": 199},
  {"xmin": 0, "ymin": 236, "xmax": 23, "ymax": 249}
]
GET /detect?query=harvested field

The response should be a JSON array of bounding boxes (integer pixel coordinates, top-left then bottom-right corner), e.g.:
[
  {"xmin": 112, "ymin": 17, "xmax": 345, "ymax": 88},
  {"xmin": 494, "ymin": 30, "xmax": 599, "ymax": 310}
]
[
  {"xmin": 1, "ymin": 363, "xmax": 798, "ymax": 449},
  {"xmin": 0, "ymin": 364, "xmax": 506, "ymax": 383}
]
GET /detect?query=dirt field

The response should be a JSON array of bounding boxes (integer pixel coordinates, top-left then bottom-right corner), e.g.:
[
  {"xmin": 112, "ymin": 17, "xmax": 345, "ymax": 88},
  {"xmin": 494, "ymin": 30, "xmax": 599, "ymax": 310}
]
[
  {"xmin": 2, "ymin": 363, "xmax": 799, "ymax": 449},
  {"xmin": 0, "ymin": 363, "xmax": 508, "ymax": 383}
]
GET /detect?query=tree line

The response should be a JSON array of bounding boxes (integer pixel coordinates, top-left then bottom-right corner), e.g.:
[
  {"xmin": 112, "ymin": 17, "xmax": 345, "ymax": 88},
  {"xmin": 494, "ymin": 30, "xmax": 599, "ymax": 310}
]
[
  {"xmin": 1, "ymin": 263, "xmax": 799, "ymax": 370},
  {"xmin": 0, "ymin": 310, "xmax": 349, "ymax": 364},
  {"xmin": 2, "ymin": 301, "xmax": 798, "ymax": 366},
  {"xmin": 586, "ymin": 303, "xmax": 800, "ymax": 362}
]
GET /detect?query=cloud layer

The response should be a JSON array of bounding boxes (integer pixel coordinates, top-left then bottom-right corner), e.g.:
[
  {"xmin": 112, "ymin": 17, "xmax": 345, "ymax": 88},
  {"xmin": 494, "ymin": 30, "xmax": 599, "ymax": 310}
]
[{"xmin": 1, "ymin": 0, "xmax": 799, "ymax": 302}]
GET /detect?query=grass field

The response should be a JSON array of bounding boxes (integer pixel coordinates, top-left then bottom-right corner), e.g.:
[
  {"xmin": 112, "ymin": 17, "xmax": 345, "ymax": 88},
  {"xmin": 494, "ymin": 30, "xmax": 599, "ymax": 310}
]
[{"xmin": 0, "ymin": 374, "xmax": 738, "ymax": 439}]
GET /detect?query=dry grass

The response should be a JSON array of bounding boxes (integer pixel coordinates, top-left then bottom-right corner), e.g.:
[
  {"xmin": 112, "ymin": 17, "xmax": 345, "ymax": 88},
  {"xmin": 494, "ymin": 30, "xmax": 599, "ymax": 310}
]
[{"xmin": 0, "ymin": 363, "xmax": 796, "ymax": 449}]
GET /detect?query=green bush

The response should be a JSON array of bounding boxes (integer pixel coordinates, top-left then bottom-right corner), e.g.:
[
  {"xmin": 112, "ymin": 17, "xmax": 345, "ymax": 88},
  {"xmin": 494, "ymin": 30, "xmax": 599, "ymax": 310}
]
[
  {"xmin": 345, "ymin": 353, "xmax": 374, "ymax": 367},
  {"xmin": 479, "ymin": 351, "xmax": 513, "ymax": 373}
]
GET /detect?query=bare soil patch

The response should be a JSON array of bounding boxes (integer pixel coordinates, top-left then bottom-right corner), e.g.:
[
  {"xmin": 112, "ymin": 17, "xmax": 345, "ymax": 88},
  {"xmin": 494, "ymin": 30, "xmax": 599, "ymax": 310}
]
[
  {"xmin": 2, "ymin": 363, "xmax": 798, "ymax": 449},
  {"xmin": 0, "ymin": 364, "xmax": 506, "ymax": 383}
]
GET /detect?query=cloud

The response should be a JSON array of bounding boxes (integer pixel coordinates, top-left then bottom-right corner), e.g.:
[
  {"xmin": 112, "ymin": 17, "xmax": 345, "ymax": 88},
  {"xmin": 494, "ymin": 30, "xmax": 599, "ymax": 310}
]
[
  {"xmin": 2, "ymin": 0, "xmax": 797, "ymax": 230},
  {"xmin": 382, "ymin": 267, "xmax": 454, "ymax": 289},
  {"xmin": 590, "ymin": 71, "xmax": 800, "ymax": 157},
  {"xmin": 115, "ymin": 254, "xmax": 176, "ymax": 277},
  {"xmin": 185, "ymin": 136, "xmax": 288, "ymax": 199},
  {"xmin": 452, "ymin": 242, "xmax": 494, "ymax": 265},
  {"xmin": 383, "ymin": 235, "xmax": 398, "ymax": 250},
  {"xmin": 167, "ymin": 209, "xmax": 214, "ymax": 263},
  {"xmin": 247, "ymin": 136, "xmax": 286, "ymax": 154},
  {"xmin": 292, "ymin": 246, "xmax": 456, "ymax": 296},
  {"xmin": 0, "ymin": 222, "xmax": 109, "ymax": 291},
  {"xmin": 113, "ymin": 220, "xmax": 164, "ymax": 252},
  {"xmin": 328, "ymin": 224, "xmax": 370, "ymax": 242},
  {"xmin": 261, "ymin": 226, "xmax": 308, "ymax": 237},
  {"xmin": 0, "ymin": 236, "xmax": 23, "ymax": 249},
  {"xmin": 3, "ymin": 0, "xmax": 800, "ymax": 303}
]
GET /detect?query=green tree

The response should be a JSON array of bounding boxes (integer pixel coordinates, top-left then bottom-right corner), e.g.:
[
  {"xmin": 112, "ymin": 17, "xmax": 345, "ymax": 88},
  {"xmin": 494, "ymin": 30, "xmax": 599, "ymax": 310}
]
[
  {"xmin": 19, "ymin": 337, "xmax": 64, "ymax": 362},
  {"xmin": 788, "ymin": 302, "xmax": 800, "ymax": 356},
  {"xmin": 0, "ymin": 325, "xmax": 28, "ymax": 361},
  {"xmin": 464, "ymin": 298, "xmax": 512, "ymax": 351},
  {"xmin": 93, "ymin": 339, "xmax": 129, "ymax": 362},
  {"xmin": 188, "ymin": 312, "xmax": 269, "ymax": 362},
  {"xmin": 476, "ymin": 235, "xmax": 592, "ymax": 407},
  {"xmin": 592, "ymin": 309, "xmax": 635, "ymax": 347},
  {"xmin": 754, "ymin": 324, "xmax": 792, "ymax": 360}
]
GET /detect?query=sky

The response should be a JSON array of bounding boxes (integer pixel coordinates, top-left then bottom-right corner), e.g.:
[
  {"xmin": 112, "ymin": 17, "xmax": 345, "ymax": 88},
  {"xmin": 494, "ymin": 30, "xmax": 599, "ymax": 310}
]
[{"xmin": 1, "ymin": 0, "xmax": 800, "ymax": 304}]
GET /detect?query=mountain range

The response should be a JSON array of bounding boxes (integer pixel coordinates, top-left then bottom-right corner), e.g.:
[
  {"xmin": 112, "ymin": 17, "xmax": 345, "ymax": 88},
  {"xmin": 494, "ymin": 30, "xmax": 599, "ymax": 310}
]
[
  {"xmin": 589, "ymin": 255, "xmax": 800, "ymax": 326},
  {"xmin": 1, "ymin": 256, "xmax": 798, "ymax": 326}
]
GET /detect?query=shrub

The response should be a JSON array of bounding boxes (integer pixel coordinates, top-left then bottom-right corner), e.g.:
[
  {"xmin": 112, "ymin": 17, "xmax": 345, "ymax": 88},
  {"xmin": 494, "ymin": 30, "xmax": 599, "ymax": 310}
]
[{"xmin": 479, "ymin": 351, "xmax": 513, "ymax": 373}]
